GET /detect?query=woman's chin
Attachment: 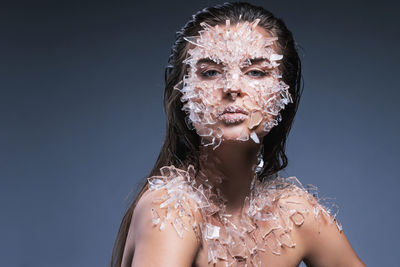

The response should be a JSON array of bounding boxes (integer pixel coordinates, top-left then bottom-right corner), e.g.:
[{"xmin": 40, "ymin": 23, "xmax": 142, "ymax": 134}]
[
  {"xmin": 195, "ymin": 123, "xmax": 266, "ymax": 146},
  {"xmin": 221, "ymin": 124, "xmax": 267, "ymax": 145},
  {"xmin": 220, "ymin": 125, "xmax": 250, "ymax": 141}
]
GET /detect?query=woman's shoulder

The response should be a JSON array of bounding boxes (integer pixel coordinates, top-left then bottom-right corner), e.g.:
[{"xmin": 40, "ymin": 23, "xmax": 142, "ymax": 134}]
[
  {"xmin": 126, "ymin": 165, "xmax": 203, "ymax": 266},
  {"xmin": 267, "ymin": 176, "xmax": 365, "ymax": 266},
  {"xmin": 144, "ymin": 164, "xmax": 204, "ymax": 234},
  {"xmin": 133, "ymin": 180, "xmax": 203, "ymax": 239},
  {"xmin": 265, "ymin": 176, "xmax": 342, "ymax": 231},
  {"xmin": 134, "ymin": 164, "xmax": 204, "ymax": 238},
  {"xmin": 251, "ymin": 176, "xmax": 343, "ymax": 251}
]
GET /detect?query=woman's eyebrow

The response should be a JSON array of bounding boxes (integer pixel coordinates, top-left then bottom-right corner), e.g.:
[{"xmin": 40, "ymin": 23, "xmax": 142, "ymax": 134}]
[
  {"xmin": 247, "ymin": 57, "xmax": 269, "ymax": 65},
  {"xmin": 196, "ymin": 58, "xmax": 223, "ymax": 66}
]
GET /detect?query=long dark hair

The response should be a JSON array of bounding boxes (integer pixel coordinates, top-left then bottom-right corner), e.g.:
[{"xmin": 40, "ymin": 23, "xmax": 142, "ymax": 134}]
[{"xmin": 110, "ymin": 2, "xmax": 303, "ymax": 266}]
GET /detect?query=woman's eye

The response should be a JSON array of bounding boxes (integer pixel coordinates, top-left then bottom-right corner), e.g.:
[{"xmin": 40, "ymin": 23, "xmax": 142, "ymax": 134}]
[
  {"xmin": 246, "ymin": 70, "xmax": 267, "ymax": 77},
  {"xmin": 201, "ymin": 70, "xmax": 220, "ymax": 77}
]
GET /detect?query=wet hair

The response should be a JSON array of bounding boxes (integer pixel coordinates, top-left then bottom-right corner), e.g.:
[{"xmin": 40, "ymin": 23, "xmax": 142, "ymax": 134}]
[{"xmin": 110, "ymin": 2, "xmax": 303, "ymax": 266}]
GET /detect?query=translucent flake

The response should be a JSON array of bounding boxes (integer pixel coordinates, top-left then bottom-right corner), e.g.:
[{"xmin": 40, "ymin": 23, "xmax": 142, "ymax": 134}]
[
  {"xmin": 203, "ymin": 223, "xmax": 220, "ymax": 239},
  {"xmin": 147, "ymin": 176, "xmax": 165, "ymax": 189},
  {"xmin": 250, "ymin": 18, "xmax": 261, "ymax": 30},
  {"xmin": 243, "ymin": 96, "xmax": 259, "ymax": 110},
  {"xmin": 335, "ymin": 219, "xmax": 343, "ymax": 232},
  {"xmin": 187, "ymin": 165, "xmax": 196, "ymax": 179},
  {"xmin": 260, "ymin": 222, "xmax": 281, "ymax": 238},
  {"xmin": 291, "ymin": 211, "xmax": 305, "ymax": 226},
  {"xmin": 152, "ymin": 193, "xmax": 169, "ymax": 204},
  {"xmin": 159, "ymin": 165, "xmax": 173, "ymax": 178},
  {"xmin": 254, "ymin": 211, "xmax": 276, "ymax": 222},
  {"xmin": 240, "ymin": 215, "xmax": 256, "ymax": 233},
  {"xmin": 279, "ymin": 232, "xmax": 296, "ymax": 248},
  {"xmin": 248, "ymin": 111, "xmax": 263, "ymax": 129},
  {"xmin": 265, "ymin": 232, "xmax": 281, "ymax": 255},
  {"xmin": 237, "ymin": 128, "xmax": 249, "ymax": 141},
  {"xmin": 183, "ymin": 36, "xmax": 200, "ymax": 46},
  {"xmin": 253, "ymin": 230, "xmax": 266, "ymax": 251},
  {"xmin": 201, "ymin": 136, "xmax": 216, "ymax": 147},
  {"xmin": 197, "ymin": 127, "xmax": 213, "ymax": 137},
  {"xmin": 212, "ymin": 137, "xmax": 222, "ymax": 150},
  {"xmin": 250, "ymin": 131, "xmax": 260, "ymax": 144},
  {"xmin": 227, "ymin": 239, "xmax": 247, "ymax": 259},
  {"xmin": 208, "ymin": 240, "xmax": 218, "ymax": 264},
  {"xmin": 159, "ymin": 197, "xmax": 174, "ymax": 209},
  {"xmin": 270, "ymin": 53, "xmax": 283, "ymax": 61},
  {"xmin": 159, "ymin": 218, "xmax": 166, "ymax": 231},
  {"xmin": 215, "ymin": 241, "xmax": 228, "ymax": 261},
  {"xmin": 172, "ymin": 217, "xmax": 185, "ymax": 239},
  {"xmin": 166, "ymin": 206, "xmax": 172, "ymax": 220},
  {"xmin": 251, "ymin": 253, "xmax": 262, "ymax": 267},
  {"xmin": 245, "ymin": 235, "xmax": 257, "ymax": 254},
  {"xmin": 151, "ymin": 208, "xmax": 160, "ymax": 225}
]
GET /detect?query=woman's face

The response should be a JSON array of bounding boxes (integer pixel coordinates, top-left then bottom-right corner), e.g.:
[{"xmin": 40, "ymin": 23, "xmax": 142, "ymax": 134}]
[{"xmin": 177, "ymin": 20, "xmax": 292, "ymax": 148}]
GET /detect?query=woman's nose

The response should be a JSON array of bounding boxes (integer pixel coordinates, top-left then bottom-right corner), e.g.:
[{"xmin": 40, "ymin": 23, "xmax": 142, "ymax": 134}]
[
  {"xmin": 224, "ymin": 86, "xmax": 242, "ymax": 100},
  {"xmin": 224, "ymin": 73, "xmax": 242, "ymax": 100}
]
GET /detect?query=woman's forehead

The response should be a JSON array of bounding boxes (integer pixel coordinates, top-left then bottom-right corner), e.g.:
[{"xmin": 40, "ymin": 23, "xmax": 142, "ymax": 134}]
[{"xmin": 183, "ymin": 19, "xmax": 278, "ymax": 66}]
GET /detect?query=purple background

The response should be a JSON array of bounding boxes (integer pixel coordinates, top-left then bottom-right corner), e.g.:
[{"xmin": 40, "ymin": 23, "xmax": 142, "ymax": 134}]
[{"xmin": 1, "ymin": 0, "xmax": 399, "ymax": 266}]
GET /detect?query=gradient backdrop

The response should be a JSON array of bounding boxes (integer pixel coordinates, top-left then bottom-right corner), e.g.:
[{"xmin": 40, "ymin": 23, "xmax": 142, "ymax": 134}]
[{"xmin": 1, "ymin": 0, "xmax": 399, "ymax": 266}]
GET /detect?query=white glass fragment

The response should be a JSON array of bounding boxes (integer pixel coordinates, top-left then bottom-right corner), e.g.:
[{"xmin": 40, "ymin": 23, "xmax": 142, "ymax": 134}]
[
  {"xmin": 250, "ymin": 131, "xmax": 260, "ymax": 144},
  {"xmin": 151, "ymin": 208, "xmax": 160, "ymax": 225},
  {"xmin": 291, "ymin": 211, "xmax": 305, "ymax": 226},
  {"xmin": 159, "ymin": 218, "xmax": 166, "ymax": 231},
  {"xmin": 172, "ymin": 217, "xmax": 185, "ymax": 239},
  {"xmin": 279, "ymin": 232, "xmax": 296, "ymax": 248},
  {"xmin": 265, "ymin": 232, "xmax": 281, "ymax": 255},
  {"xmin": 203, "ymin": 223, "xmax": 220, "ymax": 239}
]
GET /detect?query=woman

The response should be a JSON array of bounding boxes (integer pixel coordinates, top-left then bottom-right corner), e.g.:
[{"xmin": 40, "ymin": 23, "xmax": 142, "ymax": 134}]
[{"xmin": 111, "ymin": 2, "xmax": 365, "ymax": 266}]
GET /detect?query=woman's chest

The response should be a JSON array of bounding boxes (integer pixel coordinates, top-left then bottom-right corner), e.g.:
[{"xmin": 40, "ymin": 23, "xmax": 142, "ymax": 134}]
[
  {"xmin": 192, "ymin": 216, "xmax": 305, "ymax": 267},
  {"xmin": 193, "ymin": 234, "xmax": 304, "ymax": 267}
]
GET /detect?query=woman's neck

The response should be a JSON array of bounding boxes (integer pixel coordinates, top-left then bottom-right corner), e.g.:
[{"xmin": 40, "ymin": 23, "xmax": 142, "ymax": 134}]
[{"xmin": 198, "ymin": 141, "xmax": 261, "ymax": 214}]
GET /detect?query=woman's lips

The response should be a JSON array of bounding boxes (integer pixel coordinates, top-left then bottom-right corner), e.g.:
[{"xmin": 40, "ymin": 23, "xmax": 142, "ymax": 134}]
[
  {"xmin": 219, "ymin": 105, "xmax": 249, "ymax": 124},
  {"xmin": 220, "ymin": 113, "xmax": 248, "ymax": 124}
]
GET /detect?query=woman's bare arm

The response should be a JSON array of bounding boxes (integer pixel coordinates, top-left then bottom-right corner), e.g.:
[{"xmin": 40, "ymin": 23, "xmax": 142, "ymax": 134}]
[{"xmin": 125, "ymin": 190, "xmax": 200, "ymax": 267}]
